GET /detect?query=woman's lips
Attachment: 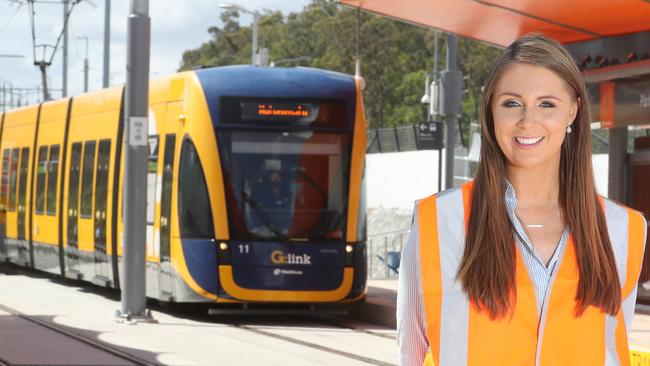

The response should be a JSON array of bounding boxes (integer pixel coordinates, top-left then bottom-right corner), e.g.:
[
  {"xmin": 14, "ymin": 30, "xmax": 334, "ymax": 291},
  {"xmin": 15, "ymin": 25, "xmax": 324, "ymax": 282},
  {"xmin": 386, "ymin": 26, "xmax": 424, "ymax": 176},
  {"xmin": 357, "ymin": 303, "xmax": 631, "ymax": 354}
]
[{"xmin": 514, "ymin": 136, "xmax": 544, "ymax": 148}]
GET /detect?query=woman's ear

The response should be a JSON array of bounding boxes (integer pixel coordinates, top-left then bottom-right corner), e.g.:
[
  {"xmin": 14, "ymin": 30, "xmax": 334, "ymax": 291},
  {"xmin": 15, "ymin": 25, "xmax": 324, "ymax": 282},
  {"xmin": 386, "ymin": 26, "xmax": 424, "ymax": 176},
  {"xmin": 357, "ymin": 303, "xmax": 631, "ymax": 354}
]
[{"xmin": 571, "ymin": 96, "xmax": 581, "ymax": 121}]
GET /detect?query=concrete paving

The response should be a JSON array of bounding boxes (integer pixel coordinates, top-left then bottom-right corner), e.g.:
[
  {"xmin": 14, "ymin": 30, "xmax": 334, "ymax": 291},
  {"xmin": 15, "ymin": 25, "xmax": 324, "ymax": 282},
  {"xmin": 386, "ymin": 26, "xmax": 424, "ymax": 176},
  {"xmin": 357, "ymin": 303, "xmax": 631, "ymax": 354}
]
[
  {"xmin": 2, "ymin": 267, "xmax": 649, "ymax": 365},
  {"xmin": 0, "ymin": 269, "xmax": 398, "ymax": 366}
]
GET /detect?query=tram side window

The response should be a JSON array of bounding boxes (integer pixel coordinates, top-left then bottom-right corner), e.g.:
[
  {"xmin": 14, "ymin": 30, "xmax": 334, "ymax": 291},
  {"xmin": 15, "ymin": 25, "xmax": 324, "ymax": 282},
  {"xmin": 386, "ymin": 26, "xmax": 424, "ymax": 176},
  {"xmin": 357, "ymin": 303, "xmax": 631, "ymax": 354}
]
[
  {"xmin": 1, "ymin": 149, "xmax": 10, "ymax": 210},
  {"xmin": 46, "ymin": 145, "xmax": 60, "ymax": 215},
  {"xmin": 178, "ymin": 139, "xmax": 214, "ymax": 238},
  {"xmin": 8, "ymin": 148, "xmax": 19, "ymax": 211},
  {"xmin": 80, "ymin": 141, "xmax": 96, "ymax": 219},
  {"xmin": 146, "ymin": 135, "xmax": 159, "ymax": 225},
  {"xmin": 160, "ymin": 134, "xmax": 176, "ymax": 259},
  {"xmin": 18, "ymin": 148, "xmax": 30, "ymax": 210},
  {"xmin": 94, "ymin": 140, "xmax": 111, "ymax": 221},
  {"xmin": 35, "ymin": 146, "xmax": 48, "ymax": 215}
]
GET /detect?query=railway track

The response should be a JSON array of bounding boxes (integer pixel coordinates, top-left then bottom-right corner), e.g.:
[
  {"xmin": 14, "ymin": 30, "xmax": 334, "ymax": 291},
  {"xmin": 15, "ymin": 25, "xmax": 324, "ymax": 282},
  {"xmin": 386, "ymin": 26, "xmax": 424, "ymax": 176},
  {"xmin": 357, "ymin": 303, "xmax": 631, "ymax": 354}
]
[
  {"xmin": 1, "ymin": 264, "xmax": 398, "ymax": 365},
  {"xmin": 0, "ymin": 303, "xmax": 156, "ymax": 366},
  {"xmin": 233, "ymin": 323, "xmax": 397, "ymax": 366}
]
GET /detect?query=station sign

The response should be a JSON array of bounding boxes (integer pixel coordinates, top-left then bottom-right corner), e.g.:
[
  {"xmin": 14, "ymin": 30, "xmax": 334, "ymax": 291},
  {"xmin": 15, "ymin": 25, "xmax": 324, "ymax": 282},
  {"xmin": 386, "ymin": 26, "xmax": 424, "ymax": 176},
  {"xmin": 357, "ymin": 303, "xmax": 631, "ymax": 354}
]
[{"xmin": 417, "ymin": 121, "xmax": 443, "ymax": 150}]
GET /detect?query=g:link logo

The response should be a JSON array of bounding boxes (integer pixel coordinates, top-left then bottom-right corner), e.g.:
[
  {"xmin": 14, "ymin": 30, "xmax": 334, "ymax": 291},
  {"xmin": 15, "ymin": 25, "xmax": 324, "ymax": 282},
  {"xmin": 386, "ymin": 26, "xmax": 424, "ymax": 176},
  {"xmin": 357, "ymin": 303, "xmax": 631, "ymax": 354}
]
[{"xmin": 271, "ymin": 250, "xmax": 312, "ymax": 265}]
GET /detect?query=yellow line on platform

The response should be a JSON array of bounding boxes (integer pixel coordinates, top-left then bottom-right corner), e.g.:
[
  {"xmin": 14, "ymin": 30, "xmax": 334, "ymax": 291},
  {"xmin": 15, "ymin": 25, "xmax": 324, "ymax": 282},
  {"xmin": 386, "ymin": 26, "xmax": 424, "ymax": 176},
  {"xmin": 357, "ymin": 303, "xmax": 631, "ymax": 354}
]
[{"xmin": 630, "ymin": 347, "xmax": 650, "ymax": 365}]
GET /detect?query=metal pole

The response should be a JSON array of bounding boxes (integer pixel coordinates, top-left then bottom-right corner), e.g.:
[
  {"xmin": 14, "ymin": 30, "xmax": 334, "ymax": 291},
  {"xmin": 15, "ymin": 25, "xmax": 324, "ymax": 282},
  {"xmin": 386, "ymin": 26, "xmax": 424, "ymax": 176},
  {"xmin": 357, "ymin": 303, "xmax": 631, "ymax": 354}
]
[
  {"xmin": 118, "ymin": 0, "xmax": 151, "ymax": 322},
  {"xmin": 433, "ymin": 30, "xmax": 443, "ymax": 192},
  {"xmin": 62, "ymin": 0, "xmax": 69, "ymax": 97},
  {"xmin": 252, "ymin": 11, "xmax": 258, "ymax": 65},
  {"xmin": 84, "ymin": 58, "xmax": 89, "ymax": 93},
  {"xmin": 608, "ymin": 127, "xmax": 628, "ymax": 202},
  {"xmin": 103, "ymin": 0, "xmax": 111, "ymax": 88},
  {"xmin": 442, "ymin": 33, "xmax": 462, "ymax": 190},
  {"xmin": 81, "ymin": 36, "xmax": 89, "ymax": 92},
  {"xmin": 433, "ymin": 30, "xmax": 439, "ymax": 78},
  {"xmin": 39, "ymin": 63, "xmax": 50, "ymax": 101},
  {"xmin": 355, "ymin": 7, "xmax": 360, "ymax": 78}
]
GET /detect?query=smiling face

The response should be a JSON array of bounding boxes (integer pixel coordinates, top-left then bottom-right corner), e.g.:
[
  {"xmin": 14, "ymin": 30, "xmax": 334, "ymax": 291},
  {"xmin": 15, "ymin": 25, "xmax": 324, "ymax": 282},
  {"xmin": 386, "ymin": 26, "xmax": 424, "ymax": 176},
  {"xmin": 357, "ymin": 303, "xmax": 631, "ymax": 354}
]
[{"xmin": 491, "ymin": 63, "xmax": 578, "ymax": 172}]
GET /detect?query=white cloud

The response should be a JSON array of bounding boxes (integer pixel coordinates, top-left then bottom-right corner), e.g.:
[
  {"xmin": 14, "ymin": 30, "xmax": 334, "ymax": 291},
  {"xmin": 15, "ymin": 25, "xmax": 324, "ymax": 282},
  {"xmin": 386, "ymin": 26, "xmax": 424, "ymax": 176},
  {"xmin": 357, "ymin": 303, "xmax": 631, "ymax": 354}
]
[{"xmin": 0, "ymin": 0, "xmax": 310, "ymax": 107}]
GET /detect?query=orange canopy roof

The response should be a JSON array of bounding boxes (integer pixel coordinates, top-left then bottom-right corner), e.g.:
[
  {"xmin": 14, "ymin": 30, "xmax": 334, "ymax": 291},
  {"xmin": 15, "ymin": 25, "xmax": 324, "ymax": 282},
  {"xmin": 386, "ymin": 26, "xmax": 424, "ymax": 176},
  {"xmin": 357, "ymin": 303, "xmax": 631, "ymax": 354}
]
[{"xmin": 337, "ymin": 0, "xmax": 650, "ymax": 46}]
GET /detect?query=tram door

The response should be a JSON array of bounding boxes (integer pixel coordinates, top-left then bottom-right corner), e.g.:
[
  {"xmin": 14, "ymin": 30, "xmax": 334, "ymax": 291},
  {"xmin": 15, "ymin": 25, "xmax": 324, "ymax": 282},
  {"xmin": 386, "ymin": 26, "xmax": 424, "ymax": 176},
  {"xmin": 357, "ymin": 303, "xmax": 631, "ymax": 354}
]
[
  {"xmin": 16, "ymin": 147, "xmax": 29, "ymax": 263},
  {"xmin": 66, "ymin": 142, "xmax": 82, "ymax": 277},
  {"xmin": 93, "ymin": 139, "xmax": 111, "ymax": 284},
  {"xmin": 158, "ymin": 133, "xmax": 176, "ymax": 298}
]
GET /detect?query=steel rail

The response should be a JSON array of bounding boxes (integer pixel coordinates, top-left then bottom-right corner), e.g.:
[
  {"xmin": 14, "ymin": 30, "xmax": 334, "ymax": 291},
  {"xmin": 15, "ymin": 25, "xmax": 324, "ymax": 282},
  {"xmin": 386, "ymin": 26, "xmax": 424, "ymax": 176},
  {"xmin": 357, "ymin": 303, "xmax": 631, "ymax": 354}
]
[
  {"xmin": 0, "ymin": 303, "xmax": 155, "ymax": 366},
  {"xmin": 234, "ymin": 323, "xmax": 397, "ymax": 366}
]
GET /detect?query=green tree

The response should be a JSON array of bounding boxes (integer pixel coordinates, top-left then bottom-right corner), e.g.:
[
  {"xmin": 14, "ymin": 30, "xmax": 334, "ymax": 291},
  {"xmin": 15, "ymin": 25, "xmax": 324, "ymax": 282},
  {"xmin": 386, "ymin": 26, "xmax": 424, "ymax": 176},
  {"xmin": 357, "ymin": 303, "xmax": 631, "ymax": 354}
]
[{"xmin": 178, "ymin": 0, "xmax": 502, "ymax": 139}]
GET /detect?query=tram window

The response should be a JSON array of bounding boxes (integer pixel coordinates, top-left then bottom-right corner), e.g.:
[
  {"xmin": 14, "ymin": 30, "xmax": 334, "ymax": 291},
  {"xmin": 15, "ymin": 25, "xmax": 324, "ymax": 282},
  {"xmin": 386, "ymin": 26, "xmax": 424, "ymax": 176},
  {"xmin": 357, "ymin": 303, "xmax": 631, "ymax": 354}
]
[
  {"xmin": 67, "ymin": 142, "xmax": 82, "ymax": 226},
  {"xmin": 95, "ymin": 139, "xmax": 111, "ymax": 215},
  {"xmin": 357, "ymin": 166, "xmax": 367, "ymax": 241},
  {"xmin": 18, "ymin": 147, "xmax": 29, "ymax": 209},
  {"xmin": 178, "ymin": 139, "xmax": 214, "ymax": 238},
  {"xmin": 46, "ymin": 145, "xmax": 60, "ymax": 215},
  {"xmin": 0, "ymin": 149, "xmax": 9, "ymax": 209},
  {"xmin": 35, "ymin": 146, "xmax": 48, "ymax": 215},
  {"xmin": 146, "ymin": 135, "xmax": 159, "ymax": 225},
  {"xmin": 160, "ymin": 134, "xmax": 176, "ymax": 259},
  {"xmin": 80, "ymin": 141, "xmax": 96, "ymax": 219},
  {"xmin": 8, "ymin": 148, "xmax": 19, "ymax": 211}
]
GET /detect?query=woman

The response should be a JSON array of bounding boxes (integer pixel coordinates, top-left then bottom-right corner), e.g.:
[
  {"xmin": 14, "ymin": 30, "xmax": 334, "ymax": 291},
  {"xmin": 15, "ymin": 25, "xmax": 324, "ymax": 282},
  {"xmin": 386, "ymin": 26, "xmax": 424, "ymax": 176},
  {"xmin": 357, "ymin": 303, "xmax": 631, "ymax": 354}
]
[{"xmin": 397, "ymin": 34, "xmax": 647, "ymax": 366}]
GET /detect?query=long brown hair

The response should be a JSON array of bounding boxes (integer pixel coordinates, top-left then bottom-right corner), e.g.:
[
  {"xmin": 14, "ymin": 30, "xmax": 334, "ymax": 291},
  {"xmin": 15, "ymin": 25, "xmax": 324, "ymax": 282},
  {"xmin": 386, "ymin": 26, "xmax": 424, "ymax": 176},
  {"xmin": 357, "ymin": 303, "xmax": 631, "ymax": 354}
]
[{"xmin": 458, "ymin": 34, "xmax": 620, "ymax": 318}]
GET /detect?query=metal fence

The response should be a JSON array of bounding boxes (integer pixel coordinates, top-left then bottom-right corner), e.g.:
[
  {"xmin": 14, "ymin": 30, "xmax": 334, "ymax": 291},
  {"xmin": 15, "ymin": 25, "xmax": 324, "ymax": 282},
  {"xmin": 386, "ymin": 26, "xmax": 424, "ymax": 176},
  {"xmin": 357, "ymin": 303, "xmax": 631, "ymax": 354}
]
[
  {"xmin": 367, "ymin": 229, "xmax": 410, "ymax": 279},
  {"xmin": 366, "ymin": 123, "xmax": 612, "ymax": 154},
  {"xmin": 366, "ymin": 125, "xmax": 421, "ymax": 153}
]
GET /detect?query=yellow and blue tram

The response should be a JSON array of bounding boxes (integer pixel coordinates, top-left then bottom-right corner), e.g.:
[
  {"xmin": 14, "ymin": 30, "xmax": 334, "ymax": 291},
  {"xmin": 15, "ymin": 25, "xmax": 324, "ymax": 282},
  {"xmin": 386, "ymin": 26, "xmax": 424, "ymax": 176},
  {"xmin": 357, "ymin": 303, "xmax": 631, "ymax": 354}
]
[{"xmin": 0, "ymin": 66, "xmax": 368, "ymax": 304}]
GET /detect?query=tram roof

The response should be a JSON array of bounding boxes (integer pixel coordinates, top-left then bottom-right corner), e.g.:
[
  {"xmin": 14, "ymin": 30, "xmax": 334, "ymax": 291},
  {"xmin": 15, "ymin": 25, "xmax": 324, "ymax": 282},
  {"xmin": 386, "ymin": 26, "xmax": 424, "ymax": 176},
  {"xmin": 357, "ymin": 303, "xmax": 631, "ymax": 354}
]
[{"xmin": 337, "ymin": 0, "xmax": 650, "ymax": 47}]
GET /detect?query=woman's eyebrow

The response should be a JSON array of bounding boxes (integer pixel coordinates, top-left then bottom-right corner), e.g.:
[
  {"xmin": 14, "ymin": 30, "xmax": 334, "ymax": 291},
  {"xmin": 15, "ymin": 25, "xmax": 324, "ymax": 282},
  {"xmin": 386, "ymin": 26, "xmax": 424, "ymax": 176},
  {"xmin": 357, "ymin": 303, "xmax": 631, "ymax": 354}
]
[
  {"xmin": 496, "ymin": 92, "xmax": 522, "ymax": 98},
  {"xmin": 537, "ymin": 95, "xmax": 563, "ymax": 101},
  {"xmin": 496, "ymin": 92, "xmax": 563, "ymax": 101}
]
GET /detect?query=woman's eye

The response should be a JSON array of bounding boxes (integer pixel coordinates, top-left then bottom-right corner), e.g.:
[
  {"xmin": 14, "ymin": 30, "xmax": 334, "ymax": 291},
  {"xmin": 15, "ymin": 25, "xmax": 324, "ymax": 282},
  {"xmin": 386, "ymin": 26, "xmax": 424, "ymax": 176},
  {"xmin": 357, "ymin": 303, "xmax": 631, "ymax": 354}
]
[
  {"xmin": 540, "ymin": 101, "xmax": 555, "ymax": 108},
  {"xmin": 502, "ymin": 100, "xmax": 520, "ymax": 108}
]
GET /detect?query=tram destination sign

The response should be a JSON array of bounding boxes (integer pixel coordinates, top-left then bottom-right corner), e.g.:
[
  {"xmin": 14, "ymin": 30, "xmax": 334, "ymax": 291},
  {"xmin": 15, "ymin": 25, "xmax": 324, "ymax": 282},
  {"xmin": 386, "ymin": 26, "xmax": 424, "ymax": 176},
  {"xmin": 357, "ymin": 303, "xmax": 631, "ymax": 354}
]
[{"xmin": 240, "ymin": 101, "xmax": 319, "ymax": 123}]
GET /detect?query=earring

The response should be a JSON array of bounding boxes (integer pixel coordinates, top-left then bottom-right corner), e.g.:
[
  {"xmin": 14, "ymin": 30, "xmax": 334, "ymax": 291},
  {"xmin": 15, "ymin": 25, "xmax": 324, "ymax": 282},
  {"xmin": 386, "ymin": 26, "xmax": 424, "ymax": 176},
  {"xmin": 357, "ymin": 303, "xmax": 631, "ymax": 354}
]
[{"xmin": 567, "ymin": 124, "xmax": 572, "ymax": 134}]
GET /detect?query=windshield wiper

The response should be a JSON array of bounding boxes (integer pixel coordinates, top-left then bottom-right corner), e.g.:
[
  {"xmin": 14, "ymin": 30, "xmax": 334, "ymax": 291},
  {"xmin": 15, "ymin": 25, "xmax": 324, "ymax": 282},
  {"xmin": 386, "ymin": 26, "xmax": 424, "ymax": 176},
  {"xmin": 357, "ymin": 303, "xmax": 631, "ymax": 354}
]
[
  {"xmin": 293, "ymin": 169, "xmax": 328, "ymax": 199},
  {"xmin": 240, "ymin": 191, "xmax": 289, "ymax": 242}
]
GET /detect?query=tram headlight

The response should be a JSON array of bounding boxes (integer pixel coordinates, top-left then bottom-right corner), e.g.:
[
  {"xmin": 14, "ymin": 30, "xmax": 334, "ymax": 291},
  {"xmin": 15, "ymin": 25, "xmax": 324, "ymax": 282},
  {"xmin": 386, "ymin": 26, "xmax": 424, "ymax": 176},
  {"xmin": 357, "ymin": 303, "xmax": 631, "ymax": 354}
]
[
  {"xmin": 218, "ymin": 242, "xmax": 230, "ymax": 264},
  {"xmin": 345, "ymin": 245, "xmax": 354, "ymax": 266}
]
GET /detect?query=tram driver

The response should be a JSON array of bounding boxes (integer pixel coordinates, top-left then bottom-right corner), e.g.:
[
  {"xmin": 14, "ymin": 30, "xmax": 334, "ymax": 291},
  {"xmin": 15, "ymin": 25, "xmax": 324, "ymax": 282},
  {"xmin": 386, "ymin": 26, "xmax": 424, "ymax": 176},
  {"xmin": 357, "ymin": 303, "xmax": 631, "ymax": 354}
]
[{"xmin": 249, "ymin": 159, "xmax": 293, "ymax": 237}]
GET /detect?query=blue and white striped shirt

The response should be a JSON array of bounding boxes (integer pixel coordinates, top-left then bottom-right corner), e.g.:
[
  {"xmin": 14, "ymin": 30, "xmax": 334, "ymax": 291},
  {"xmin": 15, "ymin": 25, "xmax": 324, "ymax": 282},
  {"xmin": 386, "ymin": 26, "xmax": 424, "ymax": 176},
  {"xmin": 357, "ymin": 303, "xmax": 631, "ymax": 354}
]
[{"xmin": 396, "ymin": 183, "xmax": 570, "ymax": 366}]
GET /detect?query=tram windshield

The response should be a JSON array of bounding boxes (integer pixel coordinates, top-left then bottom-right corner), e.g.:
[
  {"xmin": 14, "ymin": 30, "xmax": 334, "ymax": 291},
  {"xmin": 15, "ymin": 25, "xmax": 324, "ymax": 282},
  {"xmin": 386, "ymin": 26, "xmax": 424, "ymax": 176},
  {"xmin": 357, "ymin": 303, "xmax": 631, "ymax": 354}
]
[{"xmin": 217, "ymin": 130, "xmax": 351, "ymax": 242}]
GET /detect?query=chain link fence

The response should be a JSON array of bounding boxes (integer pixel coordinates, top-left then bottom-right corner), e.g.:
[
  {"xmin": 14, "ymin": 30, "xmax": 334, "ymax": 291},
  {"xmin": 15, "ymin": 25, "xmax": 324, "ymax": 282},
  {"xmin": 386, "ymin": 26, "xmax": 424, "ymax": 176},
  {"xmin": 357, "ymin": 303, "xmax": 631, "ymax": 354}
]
[
  {"xmin": 367, "ymin": 125, "xmax": 421, "ymax": 153},
  {"xmin": 367, "ymin": 229, "xmax": 410, "ymax": 279}
]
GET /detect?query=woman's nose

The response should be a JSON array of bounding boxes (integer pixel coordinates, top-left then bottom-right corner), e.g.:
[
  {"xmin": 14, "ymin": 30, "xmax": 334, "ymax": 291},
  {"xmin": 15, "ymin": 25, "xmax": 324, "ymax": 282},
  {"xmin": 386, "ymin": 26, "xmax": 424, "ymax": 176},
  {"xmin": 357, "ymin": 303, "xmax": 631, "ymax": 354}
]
[{"xmin": 516, "ymin": 105, "xmax": 537, "ymax": 127}]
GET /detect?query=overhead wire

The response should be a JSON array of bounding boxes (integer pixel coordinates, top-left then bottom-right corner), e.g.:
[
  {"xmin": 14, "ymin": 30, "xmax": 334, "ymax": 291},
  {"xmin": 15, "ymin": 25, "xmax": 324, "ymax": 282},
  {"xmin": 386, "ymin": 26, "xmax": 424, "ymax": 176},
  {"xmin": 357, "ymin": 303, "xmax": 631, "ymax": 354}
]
[
  {"xmin": 0, "ymin": 1, "xmax": 23, "ymax": 34},
  {"xmin": 27, "ymin": 0, "xmax": 83, "ymax": 65},
  {"xmin": 45, "ymin": 0, "xmax": 82, "ymax": 64},
  {"xmin": 27, "ymin": 0, "xmax": 37, "ymax": 62}
]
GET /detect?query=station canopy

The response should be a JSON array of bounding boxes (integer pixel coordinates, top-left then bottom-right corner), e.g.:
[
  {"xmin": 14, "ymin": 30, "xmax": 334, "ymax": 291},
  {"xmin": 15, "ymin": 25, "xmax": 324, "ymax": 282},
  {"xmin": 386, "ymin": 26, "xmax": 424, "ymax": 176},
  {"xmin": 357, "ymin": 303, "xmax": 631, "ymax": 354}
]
[
  {"xmin": 337, "ymin": 0, "xmax": 650, "ymax": 47},
  {"xmin": 338, "ymin": 0, "xmax": 650, "ymax": 128}
]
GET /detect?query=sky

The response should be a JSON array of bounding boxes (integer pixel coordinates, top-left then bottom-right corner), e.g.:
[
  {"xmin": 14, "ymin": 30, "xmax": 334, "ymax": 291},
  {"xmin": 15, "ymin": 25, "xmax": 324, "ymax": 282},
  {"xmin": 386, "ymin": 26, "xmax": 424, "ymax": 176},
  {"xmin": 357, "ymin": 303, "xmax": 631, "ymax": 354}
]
[{"xmin": 0, "ymin": 0, "xmax": 311, "ymax": 106}]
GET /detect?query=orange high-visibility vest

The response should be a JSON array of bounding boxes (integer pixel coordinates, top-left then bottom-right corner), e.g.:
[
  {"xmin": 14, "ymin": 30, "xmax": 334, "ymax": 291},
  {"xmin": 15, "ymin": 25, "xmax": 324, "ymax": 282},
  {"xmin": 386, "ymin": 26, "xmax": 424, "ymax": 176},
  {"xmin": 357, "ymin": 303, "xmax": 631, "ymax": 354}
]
[{"xmin": 418, "ymin": 182, "xmax": 647, "ymax": 366}]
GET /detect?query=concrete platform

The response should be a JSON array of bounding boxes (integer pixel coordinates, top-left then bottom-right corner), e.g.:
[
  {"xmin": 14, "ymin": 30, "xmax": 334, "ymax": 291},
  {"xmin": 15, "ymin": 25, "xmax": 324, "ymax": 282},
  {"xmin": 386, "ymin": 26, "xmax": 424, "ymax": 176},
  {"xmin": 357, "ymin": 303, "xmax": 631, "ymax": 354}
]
[
  {"xmin": 0, "ymin": 269, "xmax": 398, "ymax": 366},
  {"xmin": 350, "ymin": 279, "xmax": 397, "ymax": 329},
  {"xmin": 2, "ymin": 267, "xmax": 649, "ymax": 365}
]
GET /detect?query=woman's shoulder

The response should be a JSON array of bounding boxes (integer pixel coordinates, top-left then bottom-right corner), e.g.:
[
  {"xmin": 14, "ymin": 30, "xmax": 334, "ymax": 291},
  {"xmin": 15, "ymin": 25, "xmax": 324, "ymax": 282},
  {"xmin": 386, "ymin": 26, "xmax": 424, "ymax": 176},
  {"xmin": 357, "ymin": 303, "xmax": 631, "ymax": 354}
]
[
  {"xmin": 599, "ymin": 195, "xmax": 647, "ymax": 227},
  {"xmin": 414, "ymin": 182, "xmax": 473, "ymax": 208}
]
